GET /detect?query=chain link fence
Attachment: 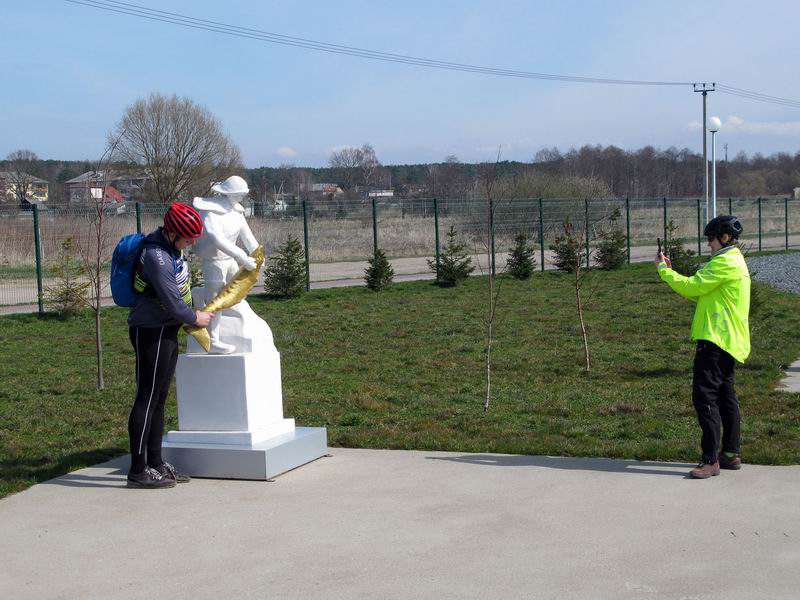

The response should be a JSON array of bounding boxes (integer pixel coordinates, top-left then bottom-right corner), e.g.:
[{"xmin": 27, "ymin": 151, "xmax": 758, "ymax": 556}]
[{"xmin": 2, "ymin": 196, "xmax": 798, "ymax": 311}]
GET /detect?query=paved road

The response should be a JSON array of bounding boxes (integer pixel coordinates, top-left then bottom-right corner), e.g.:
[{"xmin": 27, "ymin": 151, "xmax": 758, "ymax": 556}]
[
  {"xmin": 1, "ymin": 448, "xmax": 798, "ymax": 599},
  {"xmin": 4, "ymin": 237, "xmax": 798, "ymax": 315}
]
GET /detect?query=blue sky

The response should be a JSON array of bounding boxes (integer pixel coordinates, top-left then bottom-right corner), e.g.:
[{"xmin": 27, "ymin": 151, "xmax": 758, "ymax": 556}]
[{"xmin": 3, "ymin": 0, "xmax": 800, "ymax": 167}]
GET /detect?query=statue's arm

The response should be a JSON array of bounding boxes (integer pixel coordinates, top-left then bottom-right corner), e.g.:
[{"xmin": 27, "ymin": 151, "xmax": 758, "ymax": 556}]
[
  {"xmin": 238, "ymin": 218, "xmax": 260, "ymax": 254},
  {"xmin": 204, "ymin": 216, "xmax": 252, "ymax": 265}
]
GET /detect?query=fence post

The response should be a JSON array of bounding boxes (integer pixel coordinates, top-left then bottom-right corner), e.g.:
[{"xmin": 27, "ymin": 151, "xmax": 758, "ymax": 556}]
[
  {"xmin": 728, "ymin": 197, "xmax": 732, "ymax": 215},
  {"xmin": 135, "ymin": 201, "xmax": 142, "ymax": 233},
  {"xmin": 662, "ymin": 197, "xmax": 667, "ymax": 248},
  {"xmin": 371, "ymin": 197, "xmax": 378, "ymax": 256},
  {"xmin": 433, "ymin": 198, "xmax": 441, "ymax": 281},
  {"xmin": 538, "ymin": 198, "xmax": 545, "ymax": 272},
  {"xmin": 758, "ymin": 196, "xmax": 762, "ymax": 252},
  {"xmin": 33, "ymin": 205, "xmax": 44, "ymax": 315},
  {"xmin": 696, "ymin": 198, "xmax": 702, "ymax": 257},
  {"xmin": 302, "ymin": 200, "xmax": 310, "ymax": 292},
  {"xmin": 489, "ymin": 198, "xmax": 496, "ymax": 277},
  {"xmin": 625, "ymin": 196, "xmax": 631, "ymax": 264},
  {"xmin": 786, "ymin": 197, "xmax": 790, "ymax": 250},
  {"xmin": 584, "ymin": 199, "xmax": 590, "ymax": 268}
]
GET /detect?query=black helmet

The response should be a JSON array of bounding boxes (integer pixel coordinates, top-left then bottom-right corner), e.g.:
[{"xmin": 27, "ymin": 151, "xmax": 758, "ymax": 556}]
[{"xmin": 703, "ymin": 215, "xmax": 743, "ymax": 240}]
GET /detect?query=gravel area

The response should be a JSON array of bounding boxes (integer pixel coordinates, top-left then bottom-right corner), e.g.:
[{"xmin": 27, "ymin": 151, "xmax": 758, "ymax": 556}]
[{"xmin": 747, "ymin": 252, "xmax": 800, "ymax": 294}]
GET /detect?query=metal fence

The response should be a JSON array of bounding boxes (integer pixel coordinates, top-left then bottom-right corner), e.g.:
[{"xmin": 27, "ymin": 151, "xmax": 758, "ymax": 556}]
[{"xmin": 2, "ymin": 196, "xmax": 798, "ymax": 312}]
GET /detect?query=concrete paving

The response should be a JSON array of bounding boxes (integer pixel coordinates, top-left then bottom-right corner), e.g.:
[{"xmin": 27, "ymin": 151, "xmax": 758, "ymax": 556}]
[
  {"xmin": 777, "ymin": 359, "xmax": 800, "ymax": 393},
  {"xmin": 2, "ymin": 448, "xmax": 799, "ymax": 599}
]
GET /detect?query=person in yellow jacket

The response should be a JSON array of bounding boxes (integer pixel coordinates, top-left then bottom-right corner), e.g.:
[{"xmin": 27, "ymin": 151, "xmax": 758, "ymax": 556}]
[{"xmin": 655, "ymin": 215, "xmax": 751, "ymax": 479}]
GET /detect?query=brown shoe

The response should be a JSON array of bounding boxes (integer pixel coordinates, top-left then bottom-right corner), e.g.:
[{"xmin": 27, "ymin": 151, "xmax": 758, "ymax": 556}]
[
  {"xmin": 689, "ymin": 462, "xmax": 720, "ymax": 479},
  {"xmin": 718, "ymin": 454, "xmax": 742, "ymax": 470}
]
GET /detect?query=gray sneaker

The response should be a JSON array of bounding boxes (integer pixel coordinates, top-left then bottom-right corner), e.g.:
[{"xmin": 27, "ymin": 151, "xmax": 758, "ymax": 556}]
[
  {"xmin": 127, "ymin": 466, "xmax": 176, "ymax": 489},
  {"xmin": 154, "ymin": 461, "xmax": 191, "ymax": 483}
]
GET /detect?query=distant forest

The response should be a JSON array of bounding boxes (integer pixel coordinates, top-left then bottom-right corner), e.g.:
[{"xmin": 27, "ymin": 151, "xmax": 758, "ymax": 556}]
[{"xmin": 2, "ymin": 144, "xmax": 799, "ymax": 205}]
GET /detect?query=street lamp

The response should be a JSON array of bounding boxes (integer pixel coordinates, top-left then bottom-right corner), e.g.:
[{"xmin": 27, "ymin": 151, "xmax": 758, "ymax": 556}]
[{"xmin": 707, "ymin": 116, "xmax": 722, "ymax": 218}]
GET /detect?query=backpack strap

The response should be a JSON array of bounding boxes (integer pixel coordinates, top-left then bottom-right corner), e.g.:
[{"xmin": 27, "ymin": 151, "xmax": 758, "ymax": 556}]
[{"xmin": 134, "ymin": 240, "xmax": 180, "ymax": 296}]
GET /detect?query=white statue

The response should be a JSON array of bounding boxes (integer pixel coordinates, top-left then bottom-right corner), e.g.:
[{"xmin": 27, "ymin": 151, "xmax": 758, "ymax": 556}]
[{"xmin": 192, "ymin": 175, "xmax": 261, "ymax": 354}]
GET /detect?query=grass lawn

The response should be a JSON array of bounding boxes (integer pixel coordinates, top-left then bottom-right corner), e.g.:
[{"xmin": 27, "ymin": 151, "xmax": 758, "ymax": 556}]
[{"xmin": 1, "ymin": 262, "xmax": 799, "ymax": 498}]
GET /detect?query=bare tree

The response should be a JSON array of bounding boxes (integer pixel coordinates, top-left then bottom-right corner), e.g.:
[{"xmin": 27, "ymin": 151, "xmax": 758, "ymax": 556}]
[
  {"xmin": 359, "ymin": 144, "xmax": 381, "ymax": 190},
  {"xmin": 478, "ymin": 149, "xmax": 504, "ymax": 411},
  {"xmin": 5, "ymin": 150, "xmax": 41, "ymax": 206},
  {"xmin": 75, "ymin": 136, "xmax": 124, "ymax": 390},
  {"xmin": 328, "ymin": 143, "xmax": 382, "ymax": 191},
  {"xmin": 427, "ymin": 155, "xmax": 468, "ymax": 200},
  {"xmin": 549, "ymin": 186, "xmax": 609, "ymax": 373},
  {"xmin": 112, "ymin": 93, "xmax": 242, "ymax": 204},
  {"xmin": 328, "ymin": 146, "xmax": 363, "ymax": 191}
]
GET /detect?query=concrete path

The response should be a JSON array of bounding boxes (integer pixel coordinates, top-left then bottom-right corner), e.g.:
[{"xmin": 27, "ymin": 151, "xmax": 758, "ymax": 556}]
[
  {"xmin": 2, "ymin": 448, "xmax": 799, "ymax": 599},
  {"xmin": 777, "ymin": 359, "xmax": 800, "ymax": 393}
]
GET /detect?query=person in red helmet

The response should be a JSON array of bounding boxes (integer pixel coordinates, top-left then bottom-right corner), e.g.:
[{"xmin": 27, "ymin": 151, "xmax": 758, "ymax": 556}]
[{"xmin": 126, "ymin": 202, "xmax": 214, "ymax": 489}]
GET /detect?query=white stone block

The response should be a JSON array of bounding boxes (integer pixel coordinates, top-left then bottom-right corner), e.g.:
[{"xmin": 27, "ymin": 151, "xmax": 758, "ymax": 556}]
[{"xmin": 175, "ymin": 351, "xmax": 285, "ymax": 433}]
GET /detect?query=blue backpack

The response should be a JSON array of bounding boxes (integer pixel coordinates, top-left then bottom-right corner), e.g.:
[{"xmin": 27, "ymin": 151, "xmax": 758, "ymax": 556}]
[{"xmin": 110, "ymin": 233, "xmax": 146, "ymax": 307}]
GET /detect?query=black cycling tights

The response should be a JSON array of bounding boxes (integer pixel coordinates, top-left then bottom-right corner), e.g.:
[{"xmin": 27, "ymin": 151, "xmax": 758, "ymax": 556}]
[{"xmin": 128, "ymin": 325, "xmax": 180, "ymax": 473}]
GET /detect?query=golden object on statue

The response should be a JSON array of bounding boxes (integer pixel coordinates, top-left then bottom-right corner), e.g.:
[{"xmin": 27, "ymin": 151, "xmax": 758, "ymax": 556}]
[{"xmin": 183, "ymin": 246, "xmax": 266, "ymax": 352}]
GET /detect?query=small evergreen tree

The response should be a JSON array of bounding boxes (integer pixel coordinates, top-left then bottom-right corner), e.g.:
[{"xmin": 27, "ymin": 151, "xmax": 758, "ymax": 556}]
[
  {"xmin": 506, "ymin": 232, "xmax": 536, "ymax": 280},
  {"xmin": 263, "ymin": 235, "xmax": 307, "ymax": 298},
  {"xmin": 665, "ymin": 219, "xmax": 701, "ymax": 276},
  {"xmin": 44, "ymin": 237, "xmax": 89, "ymax": 317},
  {"xmin": 595, "ymin": 208, "xmax": 628, "ymax": 270},
  {"xmin": 364, "ymin": 249, "xmax": 394, "ymax": 291},
  {"xmin": 550, "ymin": 219, "xmax": 581, "ymax": 273},
  {"xmin": 428, "ymin": 225, "xmax": 474, "ymax": 286}
]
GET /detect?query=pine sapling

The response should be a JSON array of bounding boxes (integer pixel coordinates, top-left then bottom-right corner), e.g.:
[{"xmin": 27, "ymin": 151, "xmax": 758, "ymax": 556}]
[
  {"xmin": 549, "ymin": 219, "xmax": 581, "ymax": 273},
  {"xmin": 44, "ymin": 237, "xmax": 89, "ymax": 317},
  {"xmin": 596, "ymin": 208, "xmax": 627, "ymax": 270},
  {"xmin": 364, "ymin": 249, "xmax": 394, "ymax": 291},
  {"xmin": 428, "ymin": 225, "xmax": 474, "ymax": 286},
  {"xmin": 264, "ymin": 235, "xmax": 307, "ymax": 298},
  {"xmin": 506, "ymin": 232, "xmax": 536, "ymax": 280}
]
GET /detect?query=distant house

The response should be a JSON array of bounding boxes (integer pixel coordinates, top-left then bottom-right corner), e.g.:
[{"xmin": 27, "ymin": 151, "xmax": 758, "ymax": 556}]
[
  {"xmin": 0, "ymin": 171, "xmax": 49, "ymax": 206},
  {"xmin": 64, "ymin": 170, "xmax": 150, "ymax": 203},
  {"xmin": 298, "ymin": 183, "xmax": 344, "ymax": 197},
  {"xmin": 794, "ymin": 187, "xmax": 800, "ymax": 200}
]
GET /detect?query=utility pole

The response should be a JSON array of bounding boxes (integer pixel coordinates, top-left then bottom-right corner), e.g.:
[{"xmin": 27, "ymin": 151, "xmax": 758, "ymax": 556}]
[
  {"xmin": 693, "ymin": 83, "xmax": 715, "ymax": 223},
  {"xmin": 724, "ymin": 143, "xmax": 728, "ymax": 164}
]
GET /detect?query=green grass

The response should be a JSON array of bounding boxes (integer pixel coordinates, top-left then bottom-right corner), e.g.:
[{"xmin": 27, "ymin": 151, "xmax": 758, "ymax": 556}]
[{"xmin": 2, "ymin": 263, "xmax": 799, "ymax": 498}]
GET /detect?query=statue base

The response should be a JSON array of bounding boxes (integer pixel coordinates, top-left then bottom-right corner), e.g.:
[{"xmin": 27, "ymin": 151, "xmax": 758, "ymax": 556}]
[
  {"xmin": 162, "ymin": 427, "xmax": 328, "ymax": 480},
  {"xmin": 167, "ymin": 349, "xmax": 327, "ymax": 480}
]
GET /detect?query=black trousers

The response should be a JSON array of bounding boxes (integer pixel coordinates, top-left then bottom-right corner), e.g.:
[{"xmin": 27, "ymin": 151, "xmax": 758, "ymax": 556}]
[
  {"xmin": 128, "ymin": 325, "xmax": 180, "ymax": 468},
  {"xmin": 692, "ymin": 340, "xmax": 741, "ymax": 464}
]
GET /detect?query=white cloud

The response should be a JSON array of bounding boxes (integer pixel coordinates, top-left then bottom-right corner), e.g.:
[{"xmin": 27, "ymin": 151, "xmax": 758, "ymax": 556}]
[
  {"xmin": 722, "ymin": 115, "xmax": 800, "ymax": 136},
  {"xmin": 276, "ymin": 146, "xmax": 298, "ymax": 157},
  {"xmin": 687, "ymin": 116, "xmax": 800, "ymax": 137}
]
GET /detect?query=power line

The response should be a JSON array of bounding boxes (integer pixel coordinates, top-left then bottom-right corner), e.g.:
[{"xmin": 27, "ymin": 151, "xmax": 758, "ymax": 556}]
[
  {"xmin": 63, "ymin": 0, "xmax": 691, "ymax": 86},
  {"xmin": 63, "ymin": 0, "xmax": 800, "ymax": 108},
  {"xmin": 717, "ymin": 84, "xmax": 800, "ymax": 108}
]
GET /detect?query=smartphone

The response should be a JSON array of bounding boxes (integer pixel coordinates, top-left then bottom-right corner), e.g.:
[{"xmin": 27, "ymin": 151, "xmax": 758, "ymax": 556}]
[{"xmin": 657, "ymin": 237, "xmax": 662, "ymax": 255}]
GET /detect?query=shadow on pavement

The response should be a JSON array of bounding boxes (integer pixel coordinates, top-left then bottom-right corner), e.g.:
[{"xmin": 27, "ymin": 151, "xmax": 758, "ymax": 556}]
[
  {"xmin": 427, "ymin": 454, "xmax": 696, "ymax": 477},
  {"xmin": 43, "ymin": 472, "xmax": 127, "ymax": 489},
  {"xmin": 40, "ymin": 456, "xmax": 129, "ymax": 490}
]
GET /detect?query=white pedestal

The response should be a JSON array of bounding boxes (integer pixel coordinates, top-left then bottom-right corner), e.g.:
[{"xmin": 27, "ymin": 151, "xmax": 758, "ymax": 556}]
[
  {"xmin": 164, "ymin": 348, "xmax": 327, "ymax": 480},
  {"xmin": 163, "ymin": 427, "xmax": 328, "ymax": 480},
  {"xmin": 174, "ymin": 351, "xmax": 285, "ymax": 433}
]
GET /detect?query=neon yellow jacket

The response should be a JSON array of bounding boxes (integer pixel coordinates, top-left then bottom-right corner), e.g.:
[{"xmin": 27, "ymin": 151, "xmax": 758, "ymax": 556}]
[{"xmin": 658, "ymin": 246, "xmax": 751, "ymax": 363}]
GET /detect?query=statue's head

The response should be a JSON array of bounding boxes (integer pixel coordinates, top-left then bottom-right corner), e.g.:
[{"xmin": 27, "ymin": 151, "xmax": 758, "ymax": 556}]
[{"xmin": 211, "ymin": 176, "xmax": 249, "ymax": 201}]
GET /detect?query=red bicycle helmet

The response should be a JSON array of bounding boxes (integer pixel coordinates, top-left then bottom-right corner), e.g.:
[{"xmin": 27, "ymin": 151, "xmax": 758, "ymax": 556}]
[{"xmin": 164, "ymin": 202, "xmax": 203, "ymax": 239}]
